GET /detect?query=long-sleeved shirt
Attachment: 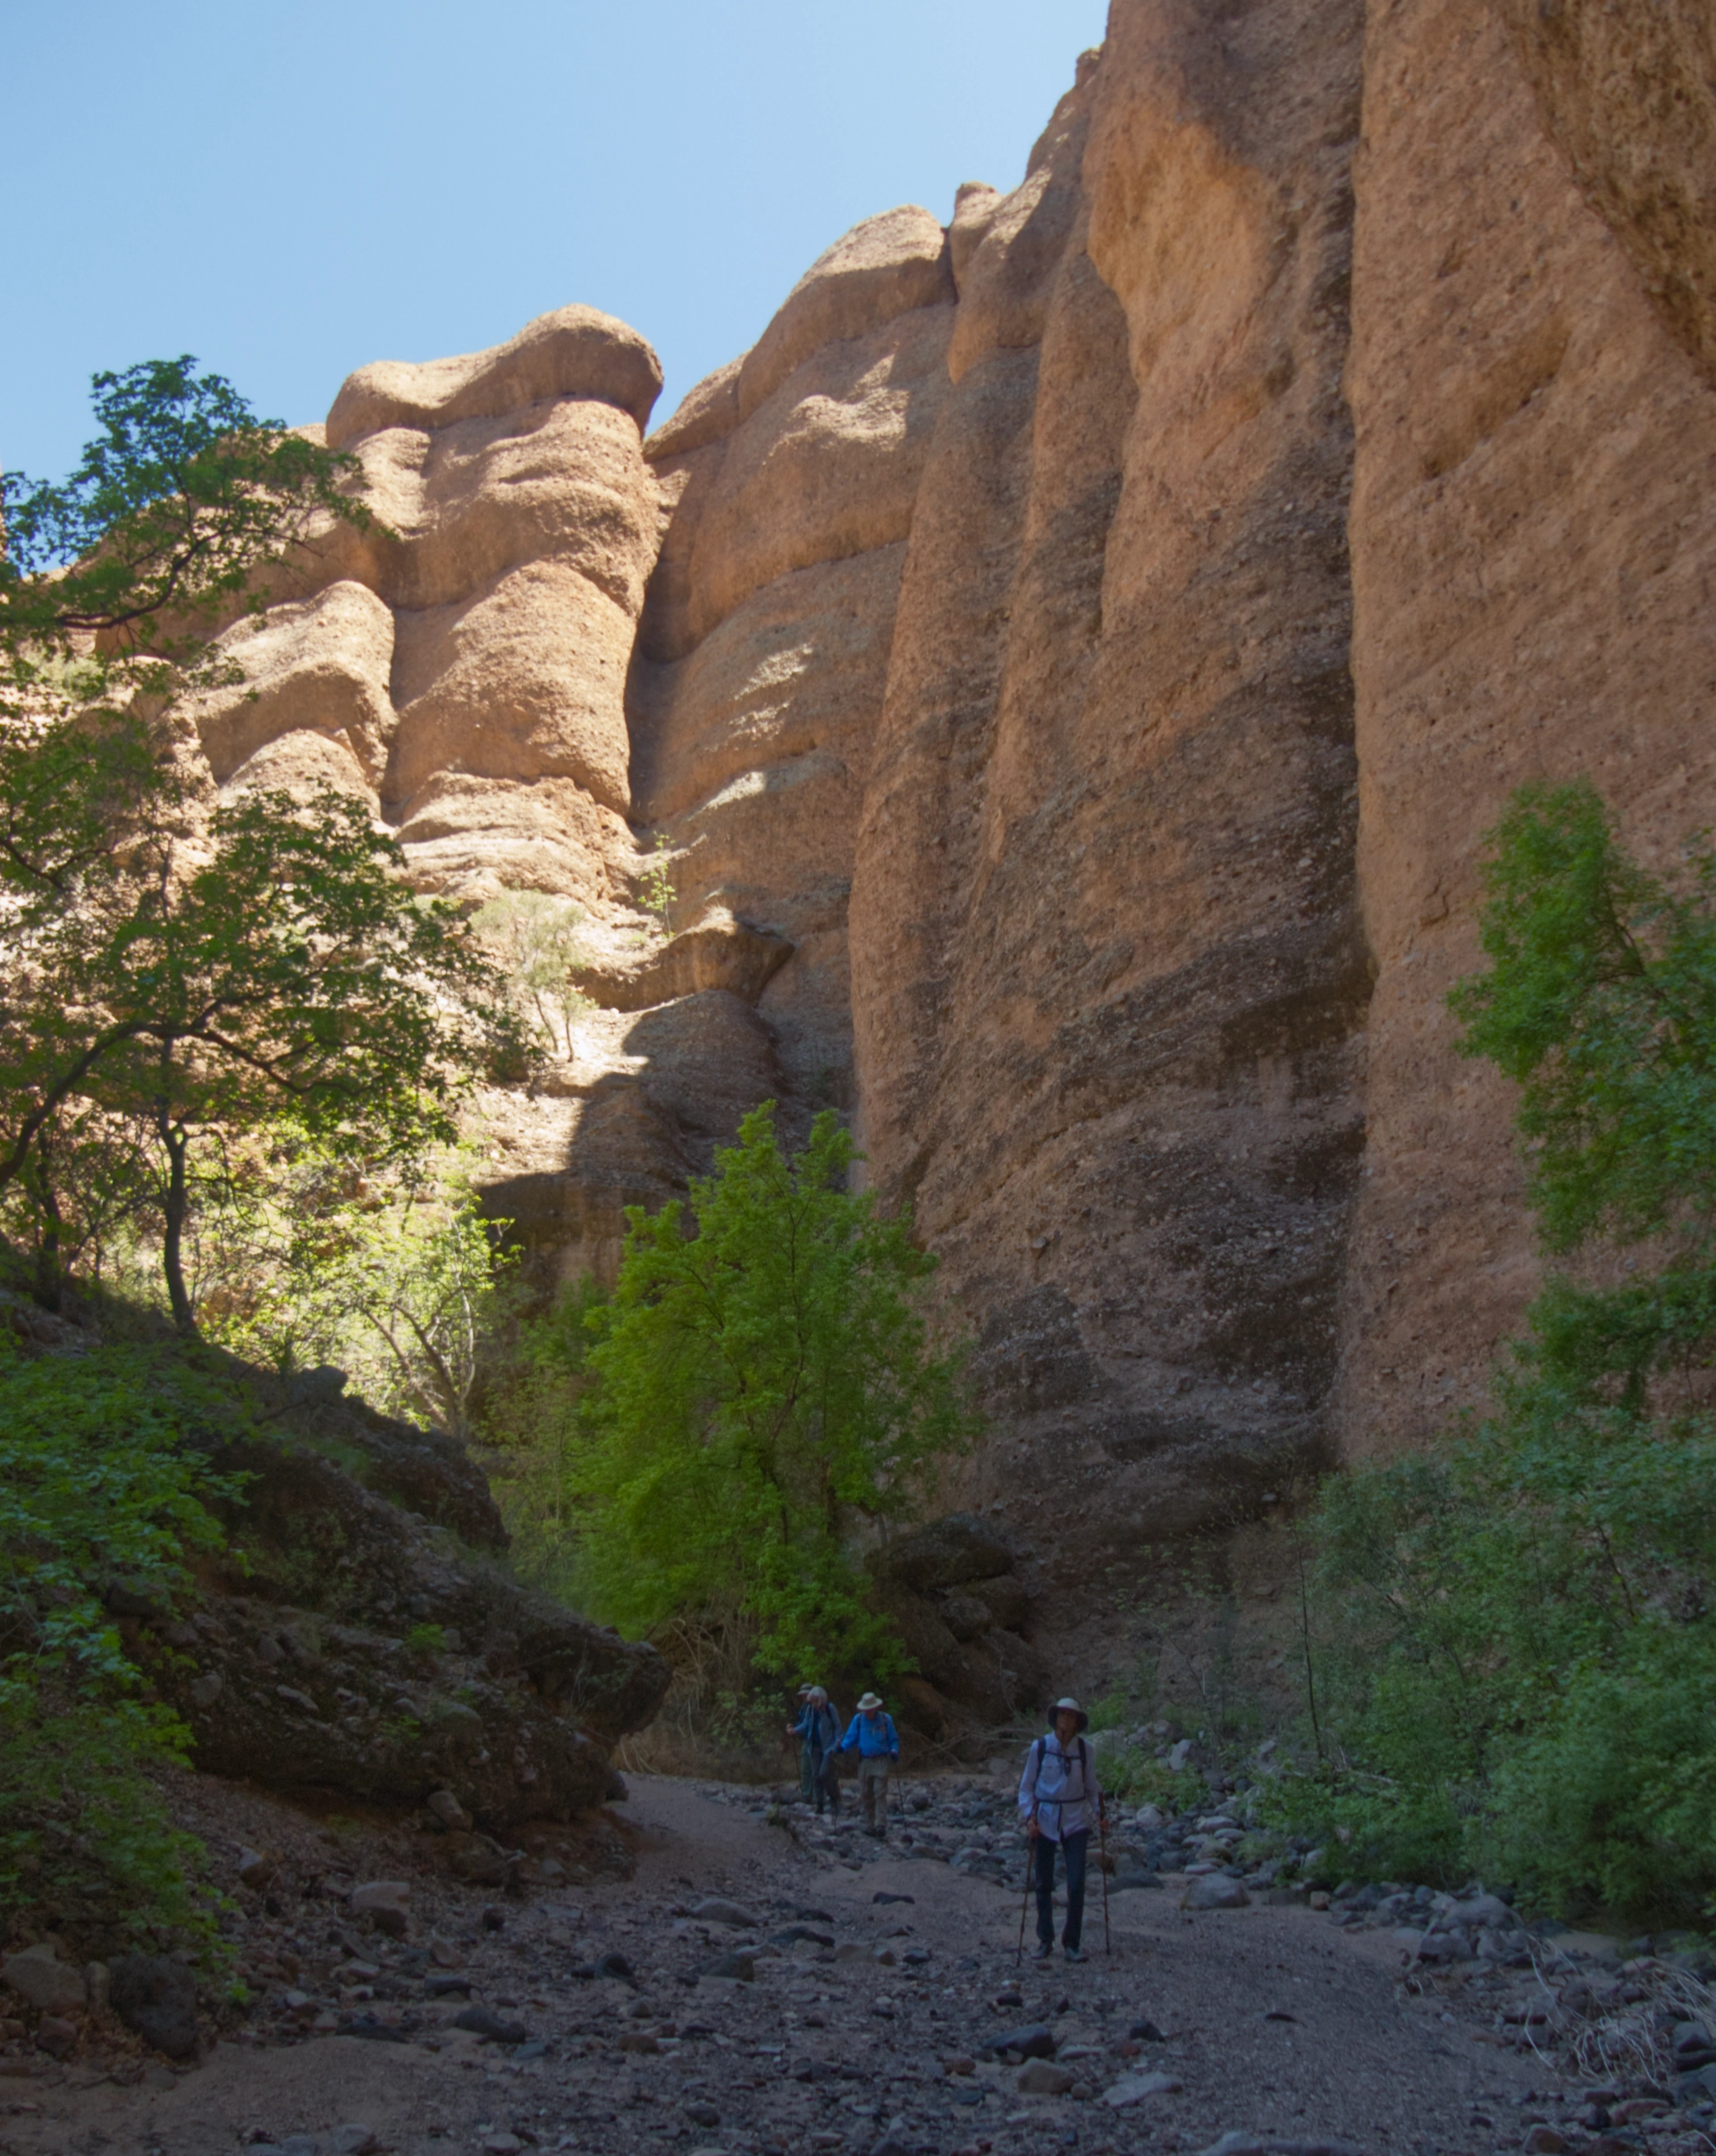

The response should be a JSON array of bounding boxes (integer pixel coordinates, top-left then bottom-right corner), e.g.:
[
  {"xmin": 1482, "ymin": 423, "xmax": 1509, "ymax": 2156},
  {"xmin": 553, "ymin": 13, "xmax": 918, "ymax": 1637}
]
[
  {"xmin": 791, "ymin": 1702, "xmax": 840, "ymax": 1757},
  {"xmin": 838, "ymin": 1710, "xmax": 899, "ymax": 1758},
  {"xmin": 1018, "ymin": 1730, "xmax": 1101, "ymax": 1841}
]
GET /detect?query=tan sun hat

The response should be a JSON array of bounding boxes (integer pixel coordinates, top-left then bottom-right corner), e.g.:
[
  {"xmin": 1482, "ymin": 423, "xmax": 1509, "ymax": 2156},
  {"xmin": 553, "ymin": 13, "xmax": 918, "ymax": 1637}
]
[
  {"xmin": 856, "ymin": 1690, "xmax": 884, "ymax": 1711},
  {"xmin": 1048, "ymin": 1696, "xmax": 1089, "ymax": 1732}
]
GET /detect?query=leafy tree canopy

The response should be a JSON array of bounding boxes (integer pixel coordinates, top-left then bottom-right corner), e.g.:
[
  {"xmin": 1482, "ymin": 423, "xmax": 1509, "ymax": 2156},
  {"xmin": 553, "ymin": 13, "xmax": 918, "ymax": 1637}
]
[
  {"xmin": 0, "ymin": 361, "xmax": 518, "ymax": 1327},
  {"xmin": 2, "ymin": 356, "xmax": 366, "ymax": 650},
  {"xmin": 559, "ymin": 1104, "xmax": 976, "ymax": 1680}
]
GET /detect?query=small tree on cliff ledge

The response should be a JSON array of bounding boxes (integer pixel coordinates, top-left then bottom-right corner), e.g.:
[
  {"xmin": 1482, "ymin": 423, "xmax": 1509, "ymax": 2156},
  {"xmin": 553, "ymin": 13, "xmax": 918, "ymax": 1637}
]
[{"xmin": 565, "ymin": 1103, "xmax": 976, "ymax": 1680}]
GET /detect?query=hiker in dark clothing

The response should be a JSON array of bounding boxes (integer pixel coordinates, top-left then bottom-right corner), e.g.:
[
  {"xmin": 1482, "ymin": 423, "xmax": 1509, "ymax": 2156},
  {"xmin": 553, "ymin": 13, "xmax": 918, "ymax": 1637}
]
[
  {"xmin": 1018, "ymin": 1696, "xmax": 1103, "ymax": 1961},
  {"xmin": 786, "ymin": 1683, "xmax": 814, "ymax": 1803},
  {"xmin": 788, "ymin": 1686, "xmax": 841, "ymax": 1815}
]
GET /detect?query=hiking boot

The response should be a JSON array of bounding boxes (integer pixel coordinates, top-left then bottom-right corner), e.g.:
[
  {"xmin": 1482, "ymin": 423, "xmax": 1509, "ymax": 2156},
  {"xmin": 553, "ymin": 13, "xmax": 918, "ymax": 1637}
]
[
  {"xmin": 1063, "ymin": 1945, "xmax": 1086, "ymax": 1963},
  {"xmin": 1029, "ymin": 1940, "xmax": 1053, "ymax": 1961}
]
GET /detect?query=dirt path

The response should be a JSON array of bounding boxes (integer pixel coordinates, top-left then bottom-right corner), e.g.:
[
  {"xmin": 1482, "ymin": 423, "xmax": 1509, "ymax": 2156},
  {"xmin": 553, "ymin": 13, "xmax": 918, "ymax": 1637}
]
[{"xmin": 2, "ymin": 1773, "xmax": 1548, "ymax": 2156}]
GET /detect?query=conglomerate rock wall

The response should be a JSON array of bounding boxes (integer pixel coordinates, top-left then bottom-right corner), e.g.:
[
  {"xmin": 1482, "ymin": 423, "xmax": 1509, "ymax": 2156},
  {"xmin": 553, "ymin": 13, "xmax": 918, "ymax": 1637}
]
[{"xmin": 186, "ymin": 0, "xmax": 1716, "ymax": 1587}]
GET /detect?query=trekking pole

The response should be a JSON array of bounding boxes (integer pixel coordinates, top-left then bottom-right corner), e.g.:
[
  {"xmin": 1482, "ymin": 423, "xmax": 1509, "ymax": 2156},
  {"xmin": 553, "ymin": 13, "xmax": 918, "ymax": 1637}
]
[
  {"xmin": 1016, "ymin": 1808, "xmax": 1037, "ymax": 1963},
  {"xmin": 1098, "ymin": 1792, "xmax": 1112, "ymax": 1956}
]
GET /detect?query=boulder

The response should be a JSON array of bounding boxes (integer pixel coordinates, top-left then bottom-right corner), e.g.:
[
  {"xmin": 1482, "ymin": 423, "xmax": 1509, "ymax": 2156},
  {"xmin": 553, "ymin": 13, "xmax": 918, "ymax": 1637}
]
[
  {"xmin": 1182, "ymin": 1876, "xmax": 1250, "ymax": 1911},
  {"xmin": 736, "ymin": 205, "xmax": 953, "ymax": 422},
  {"xmin": 108, "ymin": 1955, "xmax": 198, "ymax": 2060},
  {"xmin": 349, "ymin": 1882, "xmax": 411, "ymax": 1938},
  {"xmin": 326, "ymin": 304, "xmax": 662, "ymax": 445},
  {"xmin": 2, "ymin": 1942, "xmax": 85, "ymax": 2016},
  {"xmin": 134, "ymin": 1405, "xmax": 668, "ymax": 1833},
  {"xmin": 871, "ymin": 1514, "xmax": 1018, "ymax": 1593}
]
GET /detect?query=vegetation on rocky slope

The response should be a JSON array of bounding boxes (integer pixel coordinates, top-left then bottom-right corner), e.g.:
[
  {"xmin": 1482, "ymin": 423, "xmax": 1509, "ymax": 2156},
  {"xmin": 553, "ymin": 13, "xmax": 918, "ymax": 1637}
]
[{"xmin": 1274, "ymin": 784, "xmax": 1716, "ymax": 1925}]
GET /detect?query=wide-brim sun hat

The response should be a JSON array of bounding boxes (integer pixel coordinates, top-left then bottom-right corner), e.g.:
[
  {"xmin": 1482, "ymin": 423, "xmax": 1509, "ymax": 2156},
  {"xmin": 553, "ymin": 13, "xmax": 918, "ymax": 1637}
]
[
  {"xmin": 856, "ymin": 1691, "xmax": 884, "ymax": 1711},
  {"xmin": 1048, "ymin": 1696, "xmax": 1089, "ymax": 1732}
]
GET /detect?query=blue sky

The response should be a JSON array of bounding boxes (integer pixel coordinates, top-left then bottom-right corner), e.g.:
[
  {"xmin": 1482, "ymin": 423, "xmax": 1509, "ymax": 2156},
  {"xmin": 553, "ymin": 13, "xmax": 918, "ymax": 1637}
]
[{"xmin": 5, "ymin": 2, "xmax": 1110, "ymax": 481}]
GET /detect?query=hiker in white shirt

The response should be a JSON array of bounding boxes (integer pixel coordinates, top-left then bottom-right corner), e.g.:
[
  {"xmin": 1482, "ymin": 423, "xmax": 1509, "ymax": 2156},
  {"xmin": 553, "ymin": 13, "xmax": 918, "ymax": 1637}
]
[{"xmin": 1018, "ymin": 1696, "xmax": 1102, "ymax": 1961}]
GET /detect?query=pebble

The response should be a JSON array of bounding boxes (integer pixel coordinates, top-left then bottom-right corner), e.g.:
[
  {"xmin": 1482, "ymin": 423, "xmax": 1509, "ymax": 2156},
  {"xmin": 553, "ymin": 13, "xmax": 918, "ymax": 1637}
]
[
  {"xmin": 1106, "ymin": 2070, "xmax": 1185, "ymax": 2107},
  {"xmin": 1018, "ymin": 2059, "xmax": 1076, "ymax": 2095},
  {"xmin": 452, "ymin": 2005, "xmax": 528, "ymax": 2043},
  {"xmin": 33, "ymin": 2017, "xmax": 77, "ymax": 2058},
  {"xmin": 982, "ymin": 2023, "xmax": 1057, "ymax": 2060},
  {"xmin": 690, "ymin": 1897, "xmax": 758, "ymax": 1927}
]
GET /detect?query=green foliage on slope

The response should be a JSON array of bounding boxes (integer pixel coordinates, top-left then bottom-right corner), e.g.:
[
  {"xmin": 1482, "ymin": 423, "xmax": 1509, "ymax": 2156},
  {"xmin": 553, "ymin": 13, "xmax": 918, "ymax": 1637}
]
[{"xmin": 0, "ymin": 1330, "xmax": 241, "ymax": 1936}]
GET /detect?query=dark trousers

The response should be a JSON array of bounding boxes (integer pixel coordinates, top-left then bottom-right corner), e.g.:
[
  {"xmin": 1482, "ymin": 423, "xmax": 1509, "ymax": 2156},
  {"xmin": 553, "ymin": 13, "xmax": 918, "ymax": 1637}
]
[{"xmin": 1032, "ymin": 1828, "xmax": 1089, "ymax": 1950}]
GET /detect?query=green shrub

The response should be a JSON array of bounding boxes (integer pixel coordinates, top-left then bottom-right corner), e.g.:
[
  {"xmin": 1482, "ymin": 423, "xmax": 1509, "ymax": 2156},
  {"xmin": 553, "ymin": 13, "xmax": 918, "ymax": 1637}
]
[{"xmin": 1097, "ymin": 1746, "xmax": 1208, "ymax": 1818}]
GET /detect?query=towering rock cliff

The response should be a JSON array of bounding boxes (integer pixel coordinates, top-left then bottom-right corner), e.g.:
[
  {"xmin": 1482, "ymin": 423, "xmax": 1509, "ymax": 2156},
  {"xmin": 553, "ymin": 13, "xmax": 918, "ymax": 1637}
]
[{"xmin": 186, "ymin": 0, "xmax": 1716, "ymax": 1586}]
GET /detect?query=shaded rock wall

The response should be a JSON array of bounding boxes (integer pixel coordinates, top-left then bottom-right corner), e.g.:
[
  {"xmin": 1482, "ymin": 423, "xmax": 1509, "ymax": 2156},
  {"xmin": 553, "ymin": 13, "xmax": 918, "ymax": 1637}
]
[
  {"xmin": 852, "ymin": 10, "xmax": 1368, "ymax": 1565},
  {"xmin": 181, "ymin": 0, "xmax": 1716, "ymax": 1585},
  {"xmin": 1335, "ymin": 0, "xmax": 1716, "ymax": 1455}
]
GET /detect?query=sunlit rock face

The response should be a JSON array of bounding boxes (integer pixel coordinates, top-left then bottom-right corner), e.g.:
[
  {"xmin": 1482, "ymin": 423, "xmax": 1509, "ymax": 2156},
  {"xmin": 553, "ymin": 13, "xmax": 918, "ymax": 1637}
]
[{"xmin": 191, "ymin": 0, "xmax": 1716, "ymax": 1587}]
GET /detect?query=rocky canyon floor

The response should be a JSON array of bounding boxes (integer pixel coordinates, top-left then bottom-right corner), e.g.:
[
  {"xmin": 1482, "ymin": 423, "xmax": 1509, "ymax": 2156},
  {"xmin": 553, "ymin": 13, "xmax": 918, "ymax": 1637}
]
[{"xmin": 4, "ymin": 1769, "xmax": 1678, "ymax": 2156}]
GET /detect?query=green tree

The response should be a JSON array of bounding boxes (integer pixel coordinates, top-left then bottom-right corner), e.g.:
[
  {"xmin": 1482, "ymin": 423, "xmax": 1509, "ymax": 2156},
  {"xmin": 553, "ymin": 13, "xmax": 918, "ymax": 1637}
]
[
  {"xmin": 2, "ymin": 357, "xmax": 372, "ymax": 952},
  {"xmin": 562, "ymin": 1103, "xmax": 974, "ymax": 1678},
  {"xmin": 470, "ymin": 888, "xmax": 593, "ymax": 1056},
  {"xmin": 200, "ymin": 1146, "xmax": 519, "ymax": 1439},
  {"xmin": 0, "ymin": 361, "xmax": 527, "ymax": 1326},
  {"xmin": 2, "ymin": 782, "xmax": 519, "ymax": 1330},
  {"xmin": 1276, "ymin": 782, "xmax": 1716, "ymax": 1921},
  {"xmin": 1448, "ymin": 777, "xmax": 1716, "ymax": 1398}
]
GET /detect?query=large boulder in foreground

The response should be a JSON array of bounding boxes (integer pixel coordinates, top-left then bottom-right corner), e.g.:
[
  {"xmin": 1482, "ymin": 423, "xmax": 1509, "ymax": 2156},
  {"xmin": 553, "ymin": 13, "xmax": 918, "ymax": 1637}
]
[{"xmin": 127, "ymin": 1393, "xmax": 667, "ymax": 1832}]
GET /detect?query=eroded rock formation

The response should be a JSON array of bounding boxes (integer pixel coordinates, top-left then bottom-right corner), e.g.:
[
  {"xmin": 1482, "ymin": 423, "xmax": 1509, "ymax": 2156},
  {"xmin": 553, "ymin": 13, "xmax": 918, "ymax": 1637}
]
[{"xmin": 185, "ymin": 0, "xmax": 1716, "ymax": 1588}]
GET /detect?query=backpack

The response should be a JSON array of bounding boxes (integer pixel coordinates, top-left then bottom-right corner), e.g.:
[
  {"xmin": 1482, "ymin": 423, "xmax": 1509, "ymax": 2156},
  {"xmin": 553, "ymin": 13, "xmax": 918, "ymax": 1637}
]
[{"xmin": 1031, "ymin": 1732, "xmax": 1090, "ymax": 1796}]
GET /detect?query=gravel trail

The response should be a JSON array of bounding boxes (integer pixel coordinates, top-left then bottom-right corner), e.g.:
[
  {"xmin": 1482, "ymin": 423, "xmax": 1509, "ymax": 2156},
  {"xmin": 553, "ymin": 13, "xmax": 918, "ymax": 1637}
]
[{"xmin": 0, "ymin": 1773, "xmax": 1560, "ymax": 2156}]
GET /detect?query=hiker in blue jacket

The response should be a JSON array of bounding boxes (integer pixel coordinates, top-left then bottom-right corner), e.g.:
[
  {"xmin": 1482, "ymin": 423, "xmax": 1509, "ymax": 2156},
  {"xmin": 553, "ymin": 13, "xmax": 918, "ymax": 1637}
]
[
  {"xmin": 1019, "ymin": 1696, "xmax": 1103, "ymax": 1960},
  {"xmin": 838, "ymin": 1690, "xmax": 900, "ymax": 1838}
]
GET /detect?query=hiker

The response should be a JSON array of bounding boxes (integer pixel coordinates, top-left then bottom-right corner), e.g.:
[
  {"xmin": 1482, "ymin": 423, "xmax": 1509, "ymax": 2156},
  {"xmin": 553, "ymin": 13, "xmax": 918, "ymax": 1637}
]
[
  {"xmin": 788, "ymin": 1685, "xmax": 841, "ymax": 1816},
  {"xmin": 786, "ymin": 1683, "xmax": 815, "ymax": 1805},
  {"xmin": 1018, "ymin": 1695, "xmax": 1103, "ymax": 1961},
  {"xmin": 837, "ymin": 1690, "xmax": 900, "ymax": 1837}
]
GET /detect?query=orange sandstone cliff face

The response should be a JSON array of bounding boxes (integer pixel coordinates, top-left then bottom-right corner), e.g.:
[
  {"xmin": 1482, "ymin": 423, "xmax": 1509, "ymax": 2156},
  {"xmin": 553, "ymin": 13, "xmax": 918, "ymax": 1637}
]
[{"xmin": 185, "ymin": 0, "xmax": 1716, "ymax": 1584}]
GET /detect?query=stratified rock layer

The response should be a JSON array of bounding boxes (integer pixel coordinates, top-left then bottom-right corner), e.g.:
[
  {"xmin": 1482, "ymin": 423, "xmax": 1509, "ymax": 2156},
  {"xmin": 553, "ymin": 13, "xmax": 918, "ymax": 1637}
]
[{"xmin": 182, "ymin": 0, "xmax": 1716, "ymax": 1592}]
